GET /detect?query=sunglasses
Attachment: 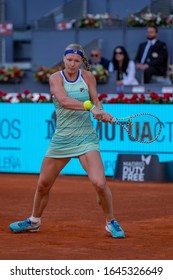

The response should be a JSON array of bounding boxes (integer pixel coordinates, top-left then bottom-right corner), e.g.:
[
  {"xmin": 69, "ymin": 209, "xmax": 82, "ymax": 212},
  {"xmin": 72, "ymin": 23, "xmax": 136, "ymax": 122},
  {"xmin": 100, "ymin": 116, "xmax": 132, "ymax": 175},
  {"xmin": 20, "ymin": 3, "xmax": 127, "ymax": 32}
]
[
  {"xmin": 115, "ymin": 51, "xmax": 123, "ymax": 55},
  {"xmin": 91, "ymin": 54, "xmax": 99, "ymax": 57}
]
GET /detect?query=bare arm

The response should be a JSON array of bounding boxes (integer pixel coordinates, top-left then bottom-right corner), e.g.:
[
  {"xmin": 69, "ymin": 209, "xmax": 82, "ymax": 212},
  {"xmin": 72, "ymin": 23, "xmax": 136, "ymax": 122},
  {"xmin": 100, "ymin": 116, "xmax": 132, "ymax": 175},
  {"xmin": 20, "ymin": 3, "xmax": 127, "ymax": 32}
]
[
  {"xmin": 82, "ymin": 70, "xmax": 103, "ymax": 109},
  {"xmin": 82, "ymin": 70, "xmax": 113, "ymax": 122},
  {"xmin": 49, "ymin": 72, "xmax": 85, "ymax": 111},
  {"xmin": 50, "ymin": 70, "xmax": 113, "ymax": 123}
]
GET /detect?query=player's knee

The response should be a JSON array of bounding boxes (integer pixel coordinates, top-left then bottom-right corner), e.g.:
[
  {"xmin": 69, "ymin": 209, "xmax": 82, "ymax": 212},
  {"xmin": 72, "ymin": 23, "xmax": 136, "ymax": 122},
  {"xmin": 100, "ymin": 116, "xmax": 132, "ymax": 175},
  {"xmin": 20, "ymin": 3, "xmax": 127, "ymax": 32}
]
[
  {"xmin": 91, "ymin": 176, "xmax": 106, "ymax": 193},
  {"xmin": 36, "ymin": 180, "xmax": 50, "ymax": 196}
]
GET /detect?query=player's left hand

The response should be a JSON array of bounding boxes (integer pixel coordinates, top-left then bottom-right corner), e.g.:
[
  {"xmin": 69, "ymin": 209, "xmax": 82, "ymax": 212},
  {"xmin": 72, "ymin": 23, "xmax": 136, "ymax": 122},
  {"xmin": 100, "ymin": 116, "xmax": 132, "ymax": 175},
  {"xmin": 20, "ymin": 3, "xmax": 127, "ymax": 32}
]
[{"xmin": 100, "ymin": 112, "xmax": 114, "ymax": 123}]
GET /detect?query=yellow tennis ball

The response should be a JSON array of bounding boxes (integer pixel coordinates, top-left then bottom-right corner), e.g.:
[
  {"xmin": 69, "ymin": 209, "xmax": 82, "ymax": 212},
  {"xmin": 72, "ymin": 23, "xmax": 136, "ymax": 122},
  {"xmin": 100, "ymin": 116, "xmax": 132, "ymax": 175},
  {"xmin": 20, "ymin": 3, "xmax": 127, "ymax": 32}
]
[{"xmin": 84, "ymin": 100, "xmax": 92, "ymax": 110}]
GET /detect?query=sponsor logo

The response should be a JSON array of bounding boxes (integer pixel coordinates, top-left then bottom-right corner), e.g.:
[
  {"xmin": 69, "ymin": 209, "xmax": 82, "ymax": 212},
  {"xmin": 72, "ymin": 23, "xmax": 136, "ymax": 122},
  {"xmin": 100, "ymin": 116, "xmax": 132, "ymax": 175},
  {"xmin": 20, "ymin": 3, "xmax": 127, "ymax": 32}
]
[
  {"xmin": 0, "ymin": 155, "xmax": 20, "ymax": 170},
  {"xmin": 0, "ymin": 119, "xmax": 21, "ymax": 139}
]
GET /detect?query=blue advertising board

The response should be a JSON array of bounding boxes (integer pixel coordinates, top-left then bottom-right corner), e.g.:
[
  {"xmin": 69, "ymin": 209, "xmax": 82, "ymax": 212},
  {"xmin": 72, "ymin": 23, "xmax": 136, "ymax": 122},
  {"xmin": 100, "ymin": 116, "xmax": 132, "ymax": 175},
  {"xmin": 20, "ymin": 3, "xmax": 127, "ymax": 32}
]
[{"xmin": 0, "ymin": 104, "xmax": 172, "ymax": 176}]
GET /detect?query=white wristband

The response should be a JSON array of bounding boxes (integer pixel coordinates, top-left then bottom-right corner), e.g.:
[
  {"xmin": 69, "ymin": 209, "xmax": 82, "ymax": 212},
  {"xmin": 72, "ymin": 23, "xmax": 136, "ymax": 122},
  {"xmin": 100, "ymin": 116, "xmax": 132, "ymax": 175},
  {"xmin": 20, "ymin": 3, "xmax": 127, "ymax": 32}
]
[{"xmin": 90, "ymin": 105, "xmax": 96, "ymax": 111}]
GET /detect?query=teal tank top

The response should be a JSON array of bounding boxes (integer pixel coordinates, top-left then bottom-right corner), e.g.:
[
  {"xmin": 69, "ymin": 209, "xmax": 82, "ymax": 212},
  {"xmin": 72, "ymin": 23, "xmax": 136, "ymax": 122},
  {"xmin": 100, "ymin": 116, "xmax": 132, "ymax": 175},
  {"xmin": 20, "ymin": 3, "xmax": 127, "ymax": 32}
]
[{"xmin": 45, "ymin": 69, "xmax": 99, "ymax": 158}]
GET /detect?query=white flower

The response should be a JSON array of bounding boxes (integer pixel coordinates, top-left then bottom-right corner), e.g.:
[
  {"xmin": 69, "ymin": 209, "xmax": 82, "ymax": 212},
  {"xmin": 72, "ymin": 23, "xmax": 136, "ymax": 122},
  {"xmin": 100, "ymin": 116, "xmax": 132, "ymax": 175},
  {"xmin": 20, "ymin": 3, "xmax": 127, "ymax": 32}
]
[
  {"xmin": 95, "ymin": 14, "xmax": 100, "ymax": 19},
  {"xmin": 134, "ymin": 16, "xmax": 139, "ymax": 21},
  {"xmin": 156, "ymin": 16, "xmax": 162, "ymax": 23},
  {"xmin": 142, "ymin": 13, "xmax": 154, "ymax": 20},
  {"xmin": 38, "ymin": 71, "xmax": 44, "ymax": 75},
  {"xmin": 92, "ymin": 70, "xmax": 97, "ymax": 75},
  {"xmin": 87, "ymin": 14, "xmax": 93, "ymax": 19}
]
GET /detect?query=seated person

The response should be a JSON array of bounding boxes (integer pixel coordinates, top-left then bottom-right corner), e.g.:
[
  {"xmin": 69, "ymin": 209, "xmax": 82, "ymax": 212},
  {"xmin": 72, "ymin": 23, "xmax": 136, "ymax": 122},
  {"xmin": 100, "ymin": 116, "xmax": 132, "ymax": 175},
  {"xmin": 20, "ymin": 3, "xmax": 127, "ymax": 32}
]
[
  {"xmin": 111, "ymin": 45, "xmax": 139, "ymax": 86},
  {"xmin": 135, "ymin": 26, "xmax": 168, "ymax": 83},
  {"xmin": 89, "ymin": 47, "xmax": 111, "ymax": 71}
]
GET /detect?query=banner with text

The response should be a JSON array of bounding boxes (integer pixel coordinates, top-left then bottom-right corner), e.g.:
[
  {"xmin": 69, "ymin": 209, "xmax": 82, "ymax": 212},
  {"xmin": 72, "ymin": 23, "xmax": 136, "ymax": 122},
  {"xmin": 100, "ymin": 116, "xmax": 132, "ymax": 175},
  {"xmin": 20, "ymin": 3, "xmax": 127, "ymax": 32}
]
[{"xmin": 0, "ymin": 104, "xmax": 172, "ymax": 176}]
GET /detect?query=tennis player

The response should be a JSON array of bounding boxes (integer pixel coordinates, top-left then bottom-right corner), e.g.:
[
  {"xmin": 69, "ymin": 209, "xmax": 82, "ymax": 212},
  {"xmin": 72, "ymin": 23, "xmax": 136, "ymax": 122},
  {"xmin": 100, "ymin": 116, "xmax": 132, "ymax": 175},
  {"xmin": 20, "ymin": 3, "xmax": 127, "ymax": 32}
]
[{"xmin": 9, "ymin": 43, "xmax": 125, "ymax": 238}]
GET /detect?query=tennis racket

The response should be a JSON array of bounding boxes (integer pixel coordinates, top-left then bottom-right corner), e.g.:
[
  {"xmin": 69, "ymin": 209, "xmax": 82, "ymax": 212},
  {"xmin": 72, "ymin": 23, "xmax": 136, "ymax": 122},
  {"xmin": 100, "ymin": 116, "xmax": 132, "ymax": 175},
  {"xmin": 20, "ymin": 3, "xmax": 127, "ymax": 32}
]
[{"xmin": 112, "ymin": 112, "xmax": 162, "ymax": 143}]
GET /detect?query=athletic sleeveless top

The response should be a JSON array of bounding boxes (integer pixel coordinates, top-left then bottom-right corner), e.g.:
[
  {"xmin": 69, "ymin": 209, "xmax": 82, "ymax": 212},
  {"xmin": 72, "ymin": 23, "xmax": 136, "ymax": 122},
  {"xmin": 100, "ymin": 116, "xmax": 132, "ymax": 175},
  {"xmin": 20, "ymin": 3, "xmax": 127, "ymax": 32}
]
[{"xmin": 45, "ymin": 69, "xmax": 99, "ymax": 158}]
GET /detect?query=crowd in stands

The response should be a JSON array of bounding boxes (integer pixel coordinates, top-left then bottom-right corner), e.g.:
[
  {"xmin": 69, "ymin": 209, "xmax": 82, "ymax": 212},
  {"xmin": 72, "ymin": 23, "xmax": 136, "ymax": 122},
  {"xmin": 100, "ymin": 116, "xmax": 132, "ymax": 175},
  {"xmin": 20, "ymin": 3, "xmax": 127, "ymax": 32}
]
[
  {"xmin": 0, "ymin": 26, "xmax": 170, "ymax": 93},
  {"xmin": 89, "ymin": 26, "xmax": 169, "ymax": 87}
]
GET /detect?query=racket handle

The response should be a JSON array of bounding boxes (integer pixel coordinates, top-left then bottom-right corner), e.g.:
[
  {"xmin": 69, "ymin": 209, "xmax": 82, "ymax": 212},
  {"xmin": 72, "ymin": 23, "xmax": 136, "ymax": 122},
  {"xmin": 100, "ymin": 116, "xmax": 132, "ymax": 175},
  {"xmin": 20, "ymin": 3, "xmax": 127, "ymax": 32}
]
[{"xmin": 111, "ymin": 117, "xmax": 116, "ymax": 123}]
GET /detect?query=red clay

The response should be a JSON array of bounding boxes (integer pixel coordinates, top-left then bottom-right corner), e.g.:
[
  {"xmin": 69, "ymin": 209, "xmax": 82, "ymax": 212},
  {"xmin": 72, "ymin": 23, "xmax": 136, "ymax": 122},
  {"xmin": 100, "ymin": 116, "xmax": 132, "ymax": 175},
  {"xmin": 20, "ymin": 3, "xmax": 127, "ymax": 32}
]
[{"xmin": 0, "ymin": 174, "xmax": 173, "ymax": 260}]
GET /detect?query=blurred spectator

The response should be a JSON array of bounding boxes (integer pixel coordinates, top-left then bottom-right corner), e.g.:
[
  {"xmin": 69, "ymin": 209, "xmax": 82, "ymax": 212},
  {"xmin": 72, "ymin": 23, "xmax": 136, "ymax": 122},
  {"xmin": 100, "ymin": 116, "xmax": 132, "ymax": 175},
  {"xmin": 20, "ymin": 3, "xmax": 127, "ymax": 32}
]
[
  {"xmin": 135, "ymin": 26, "xmax": 168, "ymax": 83},
  {"xmin": 89, "ymin": 47, "xmax": 111, "ymax": 72},
  {"xmin": 111, "ymin": 45, "xmax": 139, "ymax": 91}
]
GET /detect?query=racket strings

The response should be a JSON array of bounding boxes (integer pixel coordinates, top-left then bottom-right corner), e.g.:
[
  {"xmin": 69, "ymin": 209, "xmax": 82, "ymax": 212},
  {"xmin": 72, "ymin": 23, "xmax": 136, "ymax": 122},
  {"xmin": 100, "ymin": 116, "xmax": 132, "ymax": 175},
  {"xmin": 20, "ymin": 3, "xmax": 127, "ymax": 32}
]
[{"xmin": 127, "ymin": 115, "xmax": 162, "ymax": 143}]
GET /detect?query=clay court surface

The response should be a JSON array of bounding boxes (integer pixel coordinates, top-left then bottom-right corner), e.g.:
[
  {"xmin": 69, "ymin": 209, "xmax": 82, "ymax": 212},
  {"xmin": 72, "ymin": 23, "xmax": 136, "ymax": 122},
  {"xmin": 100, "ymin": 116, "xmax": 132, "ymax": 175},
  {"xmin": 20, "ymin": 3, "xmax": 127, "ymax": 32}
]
[{"xmin": 0, "ymin": 173, "xmax": 173, "ymax": 260}]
